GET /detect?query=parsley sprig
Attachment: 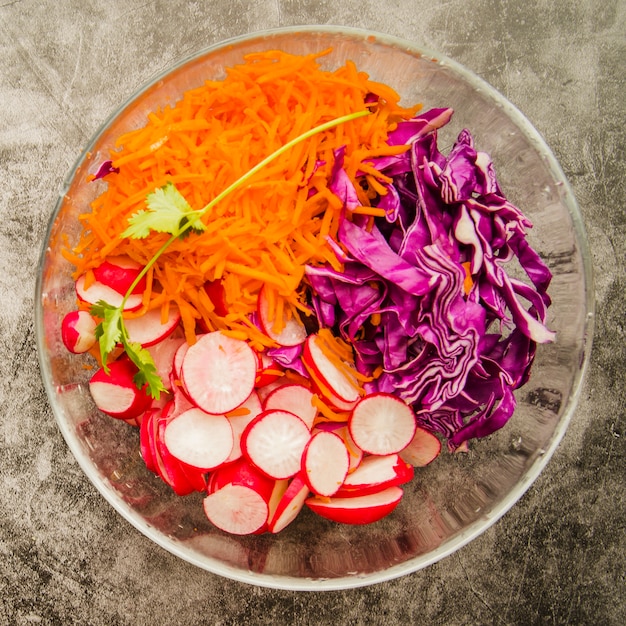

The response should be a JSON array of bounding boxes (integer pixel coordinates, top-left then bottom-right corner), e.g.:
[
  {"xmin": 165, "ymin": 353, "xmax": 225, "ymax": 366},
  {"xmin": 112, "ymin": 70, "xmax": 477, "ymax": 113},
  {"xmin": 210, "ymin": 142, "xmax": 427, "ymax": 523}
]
[{"xmin": 92, "ymin": 109, "xmax": 371, "ymax": 399}]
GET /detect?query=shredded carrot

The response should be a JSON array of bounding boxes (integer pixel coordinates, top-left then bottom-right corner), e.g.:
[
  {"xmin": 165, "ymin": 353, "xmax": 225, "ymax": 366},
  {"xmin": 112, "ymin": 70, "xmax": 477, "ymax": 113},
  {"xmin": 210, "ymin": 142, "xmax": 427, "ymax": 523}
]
[
  {"xmin": 68, "ymin": 49, "xmax": 420, "ymax": 345},
  {"xmin": 311, "ymin": 395, "xmax": 350, "ymax": 424},
  {"xmin": 461, "ymin": 261, "xmax": 473, "ymax": 295}
]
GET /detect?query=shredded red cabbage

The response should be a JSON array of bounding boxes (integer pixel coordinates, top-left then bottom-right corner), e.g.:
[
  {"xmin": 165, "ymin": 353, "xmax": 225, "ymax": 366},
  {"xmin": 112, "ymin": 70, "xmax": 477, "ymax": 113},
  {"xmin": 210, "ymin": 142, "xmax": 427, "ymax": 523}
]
[{"xmin": 304, "ymin": 108, "xmax": 554, "ymax": 450}]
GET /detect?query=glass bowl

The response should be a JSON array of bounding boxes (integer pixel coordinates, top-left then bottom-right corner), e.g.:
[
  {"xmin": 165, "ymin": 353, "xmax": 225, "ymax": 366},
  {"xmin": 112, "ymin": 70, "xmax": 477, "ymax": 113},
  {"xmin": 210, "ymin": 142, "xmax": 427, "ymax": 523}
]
[{"xmin": 35, "ymin": 26, "xmax": 593, "ymax": 590}]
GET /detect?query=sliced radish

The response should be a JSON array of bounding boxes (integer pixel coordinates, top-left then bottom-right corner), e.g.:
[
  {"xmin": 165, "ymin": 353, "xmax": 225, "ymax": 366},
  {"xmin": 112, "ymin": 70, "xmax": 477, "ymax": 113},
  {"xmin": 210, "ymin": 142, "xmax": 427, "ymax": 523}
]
[
  {"xmin": 305, "ymin": 486, "xmax": 404, "ymax": 525},
  {"xmin": 263, "ymin": 383, "xmax": 317, "ymax": 429},
  {"xmin": 301, "ymin": 431, "xmax": 349, "ymax": 497},
  {"xmin": 203, "ymin": 279, "xmax": 228, "ymax": 317},
  {"xmin": 139, "ymin": 407, "xmax": 159, "ymax": 474},
  {"xmin": 156, "ymin": 408, "xmax": 208, "ymax": 494},
  {"xmin": 399, "ymin": 426, "xmax": 442, "ymax": 467},
  {"xmin": 242, "ymin": 410, "xmax": 311, "ymax": 480},
  {"xmin": 144, "ymin": 331, "xmax": 185, "ymax": 392},
  {"xmin": 255, "ymin": 352, "xmax": 284, "ymax": 387},
  {"xmin": 257, "ymin": 285, "xmax": 307, "ymax": 347},
  {"xmin": 313, "ymin": 422, "xmax": 363, "ymax": 473},
  {"xmin": 268, "ymin": 474, "xmax": 310, "ymax": 533},
  {"xmin": 169, "ymin": 374, "xmax": 195, "ymax": 415},
  {"xmin": 75, "ymin": 274, "xmax": 143, "ymax": 311},
  {"xmin": 303, "ymin": 334, "xmax": 360, "ymax": 406},
  {"xmin": 207, "ymin": 457, "xmax": 275, "ymax": 502},
  {"xmin": 255, "ymin": 376, "xmax": 291, "ymax": 404},
  {"xmin": 162, "ymin": 407, "xmax": 233, "ymax": 471},
  {"xmin": 203, "ymin": 483, "xmax": 269, "ymax": 535},
  {"xmin": 181, "ymin": 331, "xmax": 257, "ymax": 415},
  {"xmin": 349, "ymin": 392, "xmax": 417, "ymax": 455},
  {"xmin": 337, "ymin": 425, "xmax": 364, "ymax": 473},
  {"xmin": 92, "ymin": 255, "xmax": 146, "ymax": 295},
  {"xmin": 124, "ymin": 306, "xmax": 181, "ymax": 347},
  {"xmin": 335, "ymin": 454, "xmax": 413, "ymax": 497},
  {"xmin": 172, "ymin": 340, "xmax": 190, "ymax": 380},
  {"xmin": 89, "ymin": 358, "xmax": 152, "ymax": 420},
  {"xmin": 306, "ymin": 364, "xmax": 358, "ymax": 412},
  {"xmin": 150, "ymin": 405, "xmax": 196, "ymax": 496},
  {"xmin": 225, "ymin": 390, "xmax": 263, "ymax": 464},
  {"xmin": 61, "ymin": 310, "xmax": 97, "ymax": 354}
]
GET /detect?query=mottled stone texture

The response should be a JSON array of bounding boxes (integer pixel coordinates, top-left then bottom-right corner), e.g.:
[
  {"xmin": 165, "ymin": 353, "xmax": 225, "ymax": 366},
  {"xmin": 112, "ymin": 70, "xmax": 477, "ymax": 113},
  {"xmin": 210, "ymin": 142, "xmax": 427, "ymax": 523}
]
[{"xmin": 0, "ymin": 1, "xmax": 624, "ymax": 624}]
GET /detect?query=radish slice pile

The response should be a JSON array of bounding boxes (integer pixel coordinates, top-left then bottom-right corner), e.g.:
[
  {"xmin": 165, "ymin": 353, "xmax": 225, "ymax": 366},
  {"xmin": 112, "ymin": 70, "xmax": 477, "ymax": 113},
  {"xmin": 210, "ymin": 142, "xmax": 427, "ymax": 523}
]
[{"xmin": 63, "ymin": 261, "xmax": 442, "ymax": 535}]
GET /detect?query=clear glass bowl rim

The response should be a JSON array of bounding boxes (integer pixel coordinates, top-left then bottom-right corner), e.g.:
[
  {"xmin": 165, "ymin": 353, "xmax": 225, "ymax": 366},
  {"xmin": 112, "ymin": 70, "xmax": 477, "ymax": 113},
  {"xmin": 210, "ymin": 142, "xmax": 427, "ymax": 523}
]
[{"xmin": 35, "ymin": 25, "xmax": 595, "ymax": 590}]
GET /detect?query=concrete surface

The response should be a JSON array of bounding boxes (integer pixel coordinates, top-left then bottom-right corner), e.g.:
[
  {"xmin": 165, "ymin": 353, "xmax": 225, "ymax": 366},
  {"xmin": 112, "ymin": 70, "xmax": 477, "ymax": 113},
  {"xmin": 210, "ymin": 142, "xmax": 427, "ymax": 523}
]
[{"xmin": 0, "ymin": 1, "xmax": 624, "ymax": 624}]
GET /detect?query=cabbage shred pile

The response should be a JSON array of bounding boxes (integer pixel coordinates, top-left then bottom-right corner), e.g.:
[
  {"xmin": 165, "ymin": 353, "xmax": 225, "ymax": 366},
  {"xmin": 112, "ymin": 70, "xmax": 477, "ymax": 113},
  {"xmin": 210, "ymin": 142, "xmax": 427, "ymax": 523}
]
[{"xmin": 304, "ymin": 107, "xmax": 554, "ymax": 450}]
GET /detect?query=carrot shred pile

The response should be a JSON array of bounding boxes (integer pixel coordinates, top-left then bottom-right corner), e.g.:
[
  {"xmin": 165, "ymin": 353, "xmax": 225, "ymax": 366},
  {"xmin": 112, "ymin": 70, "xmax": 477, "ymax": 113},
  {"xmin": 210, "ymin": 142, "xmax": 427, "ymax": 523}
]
[{"xmin": 66, "ymin": 49, "xmax": 421, "ymax": 348}]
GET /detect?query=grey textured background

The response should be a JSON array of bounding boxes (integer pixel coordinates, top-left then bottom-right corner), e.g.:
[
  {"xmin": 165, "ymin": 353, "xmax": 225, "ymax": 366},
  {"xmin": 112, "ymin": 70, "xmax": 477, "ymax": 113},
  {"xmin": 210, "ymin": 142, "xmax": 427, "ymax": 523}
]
[{"xmin": 1, "ymin": 1, "xmax": 624, "ymax": 624}]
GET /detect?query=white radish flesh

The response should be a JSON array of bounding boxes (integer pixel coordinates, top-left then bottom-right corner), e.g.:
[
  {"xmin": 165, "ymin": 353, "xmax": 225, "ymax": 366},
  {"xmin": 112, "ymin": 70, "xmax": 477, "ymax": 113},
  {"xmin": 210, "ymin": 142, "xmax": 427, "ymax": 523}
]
[
  {"xmin": 224, "ymin": 390, "xmax": 263, "ymax": 464},
  {"xmin": 61, "ymin": 310, "xmax": 97, "ymax": 354},
  {"xmin": 303, "ymin": 334, "xmax": 360, "ymax": 405},
  {"xmin": 181, "ymin": 331, "xmax": 257, "ymax": 415},
  {"xmin": 145, "ymin": 333, "xmax": 186, "ymax": 392},
  {"xmin": 263, "ymin": 383, "xmax": 318, "ymax": 429},
  {"xmin": 268, "ymin": 474, "xmax": 310, "ymax": 533},
  {"xmin": 203, "ymin": 484, "xmax": 269, "ymax": 535},
  {"xmin": 163, "ymin": 408, "xmax": 233, "ymax": 471},
  {"xmin": 124, "ymin": 306, "xmax": 181, "ymax": 347},
  {"xmin": 301, "ymin": 431, "xmax": 350, "ymax": 497},
  {"xmin": 242, "ymin": 410, "xmax": 311, "ymax": 480},
  {"xmin": 349, "ymin": 392, "xmax": 417, "ymax": 455},
  {"xmin": 89, "ymin": 358, "xmax": 152, "ymax": 420},
  {"xmin": 75, "ymin": 274, "xmax": 143, "ymax": 311},
  {"xmin": 336, "ymin": 454, "xmax": 413, "ymax": 496},
  {"xmin": 399, "ymin": 426, "xmax": 442, "ymax": 467}
]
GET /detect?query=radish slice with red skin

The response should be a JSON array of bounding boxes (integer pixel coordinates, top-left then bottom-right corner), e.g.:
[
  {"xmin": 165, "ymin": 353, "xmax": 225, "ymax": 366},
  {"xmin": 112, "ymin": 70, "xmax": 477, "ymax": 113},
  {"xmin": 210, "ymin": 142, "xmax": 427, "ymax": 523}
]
[
  {"xmin": 203, "ymin": 279, "xmax": 228, "ymax": 317},
  {"xmin": 172, "ymin": 340, "xmax": 190, "ymax": 381},
  {"xmin": 267, "ymin": 478, "xmax": 289, "ymax": 522},
  {"xmin": 206, "ymin": 457, "xmax": 275, "ymax": 532},
  {"xmin": 255, "ymin": 352, "xmax": 284, "ymax": 388},
  {"xmin": 203, "ymin": 484, "xmax": 269, "ymax": 535},
  {"xmin": 316, "ymin": 423, "xmax": 364, "ymax": 473},
  {"xmin": 301, "ymin": 431, "xmax": 350, "ymax": 497},
  {"xmin": 257, "ymin": 285, "xmax": 307, "ymax": 347},
  {"xmin": 207, "ymin": 457, "xmax": 276, "ymax": 502},
  {"xmin": 150, "ymin": 406, "xmax": 195, "ymax": 496},
  {"xmin": 302, "ymin": 334, "xmax": 360, "ymax": 405},
  {"xmin": 139, "ymin": 408, "xmax": 159, "ymax": 474},
  {"xmin": 305, "ymin": 364, "xmax": 358, "ymax": 412},
  {"xmin": 162, "ymin": 407, "xmax": 233, "ymax": 471},
  {"xmin": 335, "ymin": 454, "xmax": 413, "ymax": 497},
  {"xmin": 92, "ymin": 255, "xmax": 146, "ymax": 295},
  {"xmin": 399, "ymin": 426, "xmax": 442, "ymax": 467},
  {"xmin": 255, "ymin": 377, "xmax": 291, "ymax": 404},
  {"xmin": 75, "ymin": 274, "xmax": 143, "ymax": 311},
  {"xmin": 349, "ymin": 392, "xmax": 417, "ymax": 456},
  {"xmin": 181, "ymin": 331, "xmax": 257, "ymax": 415},
  {"xmin": 145, "ymin": 332, "xmax": 186, "ymax": 392},
  {"xmin": 263, "ymin": 383, "xmax": 318, "ymax": 429},
  {"xmin": 225, "ymin": 390, "xmax": 263, "ymax": 464},
  {"xmin": 61, "ymin": 310, "xmax": 97, "ymax": 354},
  {"xmin": 305, "ymin": 486, "xmax": 404, "ymax": 525},
  {"xmin": 124, "ymin": 306, "xmax": 181, "ymax": 347},
  {"xmin": 89, "ymin": 358, "xmax": 152, "ymax": 420},
  {"xmin": 242, "ymin": 409, "xmax": 311, "ymax": 480},
  {"xmin": 268, "ymin": 474, "xmax": 310, "ymax": 533}
]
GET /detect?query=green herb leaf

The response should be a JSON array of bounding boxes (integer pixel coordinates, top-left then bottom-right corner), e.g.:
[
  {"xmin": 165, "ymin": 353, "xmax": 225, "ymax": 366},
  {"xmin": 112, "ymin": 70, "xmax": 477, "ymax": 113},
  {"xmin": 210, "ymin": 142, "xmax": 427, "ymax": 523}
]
[
  {"xmin": 92, "ymin": 304, "xmax": 124, "ymax": 371},
  {"xmin": 122, "ymin": 181, "xmax": 206, "ymax": 239},
  {"xmin": 123, "ymin": 339, "xmax": 167, "ymax": 399}
]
